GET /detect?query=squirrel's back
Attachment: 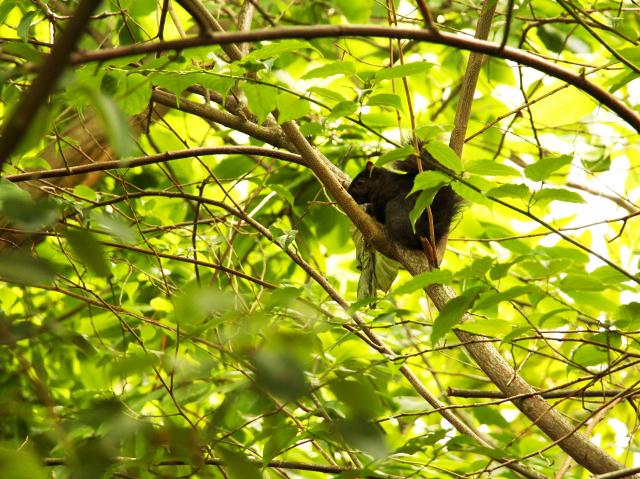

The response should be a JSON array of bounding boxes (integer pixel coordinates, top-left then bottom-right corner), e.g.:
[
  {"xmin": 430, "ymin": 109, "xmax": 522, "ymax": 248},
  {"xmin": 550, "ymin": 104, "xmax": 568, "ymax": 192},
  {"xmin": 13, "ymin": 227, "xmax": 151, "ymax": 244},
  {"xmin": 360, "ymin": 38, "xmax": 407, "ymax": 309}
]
[{"xmin": 347, "ymin": 147, "xmax": 463, "ymax": 251}]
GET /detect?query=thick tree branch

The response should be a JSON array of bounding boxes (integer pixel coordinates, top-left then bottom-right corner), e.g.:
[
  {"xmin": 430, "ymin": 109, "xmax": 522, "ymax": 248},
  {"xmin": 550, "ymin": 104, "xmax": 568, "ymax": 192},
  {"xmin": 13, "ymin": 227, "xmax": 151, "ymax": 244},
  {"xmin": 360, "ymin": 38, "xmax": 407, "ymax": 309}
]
[{"xmin": 151, "ymin": 89, "xmax": 289, "ymax": 149}]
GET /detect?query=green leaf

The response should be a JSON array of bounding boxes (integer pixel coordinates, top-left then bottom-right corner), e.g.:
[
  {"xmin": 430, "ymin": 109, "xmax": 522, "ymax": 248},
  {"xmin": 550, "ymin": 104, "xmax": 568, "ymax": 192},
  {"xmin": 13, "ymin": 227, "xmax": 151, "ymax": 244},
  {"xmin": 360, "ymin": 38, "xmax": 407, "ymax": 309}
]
[
  {"xmin": 17, "ymin": 11, "xmax": 38, "ymax": 42},
  {"xmin": 458, "ymin": 256, "xmax": 494, "ymax": 279},
  {"xmin": 150, "ymin": 297, "xmax": 173, "ymax": 313},
  {"xmin": 263, "ymin": 425, "xmax": 298, "ymax": 464},
  {"xmin": 214, "ymin": 155, "xmax": 256, "ymax": 178},
  {"xmin": 336, "ymin": 416, "xmax": 387, "ymax": 458},
  {"xmin": 537, "ymin": 24, "xmax": 565, "ymax": 53},
  {"xmin": 353, "ymin": 226, "xmax": 400, "ymax": 297},
  {"xmin": 236, "ymin": 58, "xmax": 267, "ymax": 73},
  {"xmin": 393, "ymin": 270, "xmax": 453, "ymax": 295},
  {"xmin": 217, "ymin": 447, "xmax": 261, "ymax": 479},
  {"xmin": 573, "ymin": 345, "xmax": 609, "ymax": 367},
  {"xmin": 409, "ymin": 187, "xmax": 438, "ymax": 233},
  {"xmin": 120, "ymin": 73, "xmax": 151, "ymax": 116},
  {"xmin": 73, "ymin": 184, "xmax": 97, "ymax": 201},
  {"xmin": 619, "ymin": 46, "xmax": 640, "ymax": 67},
  {"xmin": 588, "ymin": 265, "xmax": 629, "ymax": 288},
  {"xmin": 335, "ymin": 0, "xmax": 372, "ymax": 22},
  {"xmin": 614, "ymin": 302, "xmax": 640, "ymax": 329},
  {"xmin": 0, "ymin": 252, "xmax": 56, "ymax": 285},
  {"xmin": 328, "ymin": 100, "xmax": 358, "ymax": 120},
  {"xmin": 535, "ymin": 188, "xmax": 584, "ymax": 205},
  {"xmin": 302, "ymin": 62, "xmax": 356, "ymax": 79},
  {"xmin": 524, "ymin": 155, "xmax": 573, "ymax": 181},
  {"xmin": 608, "ymin": 70, "xmax": 640, "ymax": 94},
  {"xmin": 558, "ymin": 273, "xmax": 604, "ymax": 292},
  {"xmin": 1, "ymin": 40, "xmax": 43, "ymax": 63},
  {"xmin": 425, "ymin": 141, "xmax": 462, "ymax": 174},
  {"xmin": 502, "ymin": 326, "xmax": 534, "ymax": 344},
  {"xmin": 252, "ymin": 351, "xmax": 307, "ymax": 401},
  {"xmin": 270, "ymin": 226, "xmax": 298, "ymax": 250},
  {"xmin": 277, "ymin": 93, "xmax": 310, "ymax": 123},
  {"xmin": 0, "ymin": 2, "xmax": 17, "ymax": 26},
  {"xmin": 0, "ymin": 180, "xmax": 59, "ymax": 230},
  {"xmin": 331, "ymin": 379, "xmax": 382, "ymax": 418},
  {"xmin": 375, "ymin": 62, "xmax": 433, "ymax": 81},
  {"xmin": 65, "ymin": 229, "xmax": 111, "ymax": 278},
  {"xmin": 359, "ymin": 112, "xmax": 397, "ymax": 127},
  {"xmin": 308, "ymin": 86, "xmax": 347, "ymax": 102},
  {"xmin": 244, "ymin": 83, "xmax": 277, "ymax": 123},
  {"xmin": 175, "ymin": 286, "xmax": 236, "ymax": 325},
  {"xmin": 9, "ymin": 100, "xmax": 57, "ymax": 157},
  {"xmin": 431, "ymin": 288, "xmax": 482, "ymax": 344},
  {"xmin": 487, "ymin": 183, "xmax": 531, "ymax": 199},
  {"xmin": 474, "ymin": 286, "xmax": 537, "ymax": 311},
  {"xmin": 0, "ymin": 447, "xmax": 47, "ymax": 479},
  {"xmin": 152, "ymin": 72, "xmax": 201, "ymax": 97},
  {"xmin": 376, "ymin": 145, "xmax": 414, "ymax": 167},
  {"xmin": 446, "ymin": 436, "xmax": 514, "ymax": 460},
  {"xmin": 581, "ymin": 153, "xmax": 611, "ymax": 173},
  {"xmin": 590, "ymin": 331, "xmax": 622, "ymax": 349},
  {"xmin": 366, "ymin": 93, "xmax": 403, "ymax": 111},
  {"xmin": 269, "ymin": 184, "xmax": 295, "ymax": 206},
  {"xmin": 93, "ymin": 213, "xmax": 136, "ymax": 243},
  {"xmin": 109, "ymin": 353, "xmax": 159, "ymax": 378},
  {"xmin": 452, "ymin": 180, "xmax": 486, "ymax": 204},
  {"xmin": 245, "ymin": 40, "xmax": 317, "ymax": 61},
  {"xmin": 396, "ymin": 430, "xmax": 447, "ymax": 453},
  {"xmin": 409, "ymin": 170, "xmax": 448, "ymax": 195},
  {"xmin": 465, "ymin": 160, "xmax": 520, "ymax": 177}
]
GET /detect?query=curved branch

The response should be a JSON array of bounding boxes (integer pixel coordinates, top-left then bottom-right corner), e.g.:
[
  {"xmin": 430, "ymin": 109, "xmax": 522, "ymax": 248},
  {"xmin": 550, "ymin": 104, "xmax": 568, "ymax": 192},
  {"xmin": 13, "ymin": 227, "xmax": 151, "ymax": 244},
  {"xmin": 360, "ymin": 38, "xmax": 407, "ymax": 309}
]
[
  {"xmin": 5, "ymin": 146, "xmax": 303, "ymax": 183},
  {"xmin": 151, "ymin": 89, "xmax": 289, "ymax": 148},
  {"xmin": 66, "ymin": 25, "xmax": 640, "ymax": 132}
]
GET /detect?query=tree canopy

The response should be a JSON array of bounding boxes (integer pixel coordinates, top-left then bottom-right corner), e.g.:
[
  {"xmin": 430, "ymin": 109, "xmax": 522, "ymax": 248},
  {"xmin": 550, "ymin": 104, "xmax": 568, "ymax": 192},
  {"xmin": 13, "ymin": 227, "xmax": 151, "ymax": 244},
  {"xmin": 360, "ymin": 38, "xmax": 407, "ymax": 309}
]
[{"xmin": 0, "ymin": 1, "xmax": 639, "ymax": 478}]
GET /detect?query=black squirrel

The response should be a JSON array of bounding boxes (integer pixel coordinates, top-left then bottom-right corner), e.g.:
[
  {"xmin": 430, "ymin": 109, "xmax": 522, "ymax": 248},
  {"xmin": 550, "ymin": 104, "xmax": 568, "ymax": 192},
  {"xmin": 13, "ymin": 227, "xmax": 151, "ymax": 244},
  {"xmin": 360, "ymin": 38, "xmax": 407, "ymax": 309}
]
[{"xmin": 347, "ymin": 151, "xmax": 462, "ymax": 252}]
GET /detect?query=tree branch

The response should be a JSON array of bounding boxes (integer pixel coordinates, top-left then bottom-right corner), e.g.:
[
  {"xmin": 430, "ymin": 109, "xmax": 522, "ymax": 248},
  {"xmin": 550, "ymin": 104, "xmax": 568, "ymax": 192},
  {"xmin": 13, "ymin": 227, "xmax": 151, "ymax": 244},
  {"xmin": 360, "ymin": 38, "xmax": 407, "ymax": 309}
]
[
  {"xmin": 448, "ymin": 388, "xmax": 635, "ymax": 399},
  {"xmin": 4, "ymin": 146, "xmax": 303, "ymax": 183},
  {"xmin": 44, "ymin": 456, "xmax": 397, "ymax": 478},
  {"xmin": 449, "ymin": 0, "xmax": 497, "ymax": 156},
  {"xmin": 63, "ymin": 25, "xmax": 640, "ymax": 132}
]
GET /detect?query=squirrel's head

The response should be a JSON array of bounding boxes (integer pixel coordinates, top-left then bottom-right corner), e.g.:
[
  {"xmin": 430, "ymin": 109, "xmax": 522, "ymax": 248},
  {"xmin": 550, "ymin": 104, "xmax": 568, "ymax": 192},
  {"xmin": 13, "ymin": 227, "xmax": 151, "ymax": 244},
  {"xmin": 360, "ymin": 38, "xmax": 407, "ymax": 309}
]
[{"xmin": 347, "ymin": 161, "xmax": 379, "ymax": 203}]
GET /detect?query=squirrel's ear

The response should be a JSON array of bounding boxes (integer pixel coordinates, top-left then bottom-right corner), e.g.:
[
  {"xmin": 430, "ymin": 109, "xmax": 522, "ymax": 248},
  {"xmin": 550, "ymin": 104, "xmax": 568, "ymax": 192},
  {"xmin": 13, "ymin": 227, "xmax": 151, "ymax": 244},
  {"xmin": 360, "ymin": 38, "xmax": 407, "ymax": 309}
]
[{"xmin": 365, "ymin": 161, "xmax": 375, "ymax": 172}]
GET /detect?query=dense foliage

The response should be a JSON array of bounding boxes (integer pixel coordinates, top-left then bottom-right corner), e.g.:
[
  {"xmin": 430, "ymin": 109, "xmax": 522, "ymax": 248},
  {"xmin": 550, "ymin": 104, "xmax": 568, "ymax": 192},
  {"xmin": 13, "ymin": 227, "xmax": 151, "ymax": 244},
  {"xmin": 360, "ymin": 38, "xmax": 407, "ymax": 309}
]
[{"xmin": 0, "ymin": 1, "xmax": 639, "ymax": 478}]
